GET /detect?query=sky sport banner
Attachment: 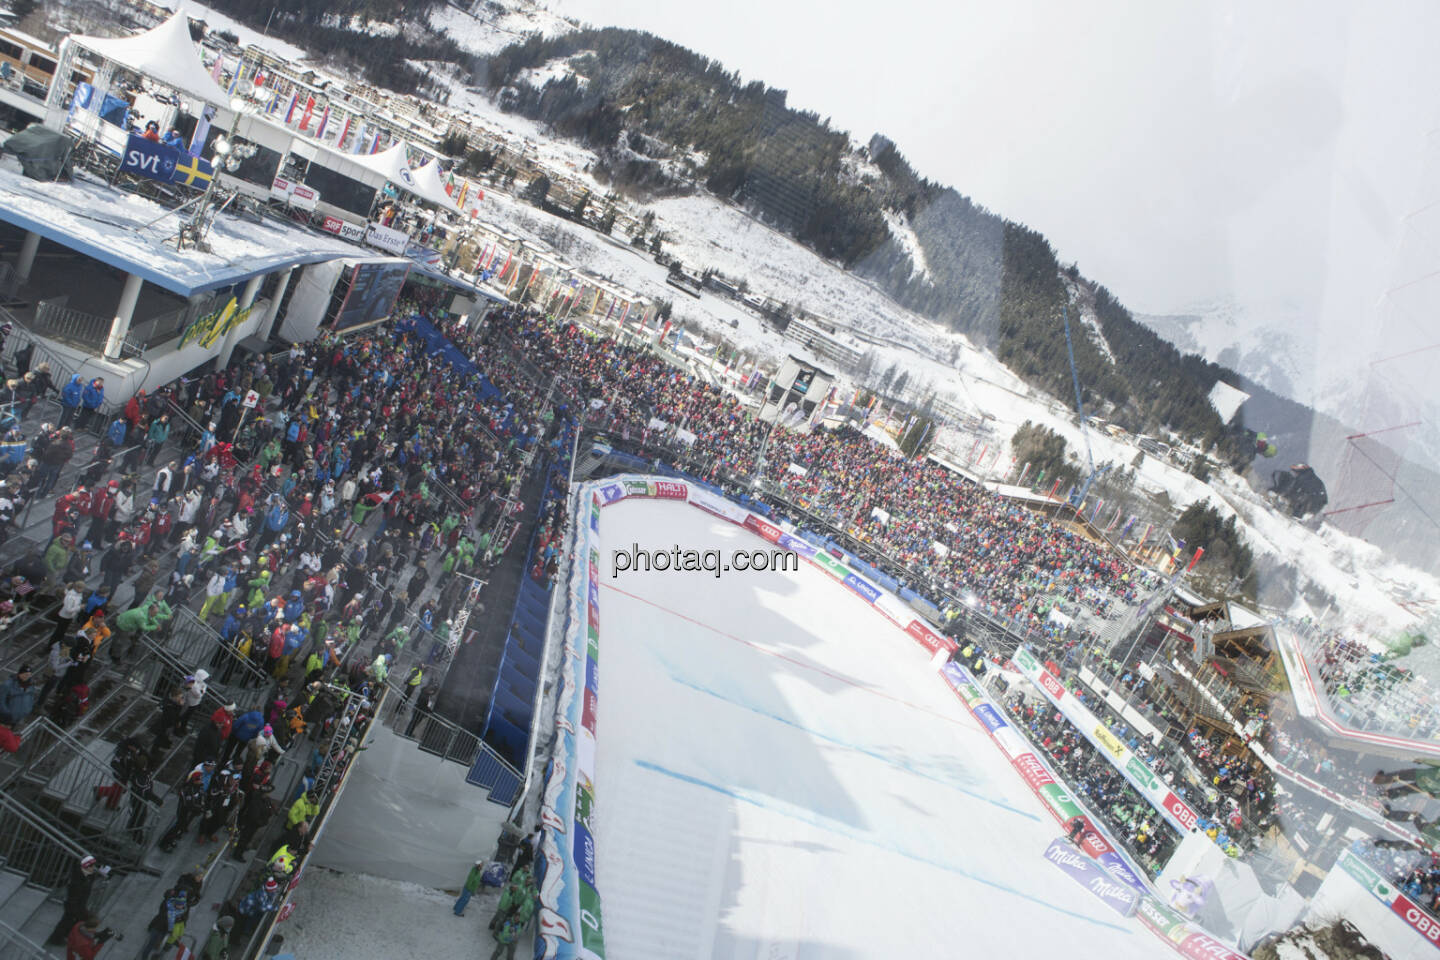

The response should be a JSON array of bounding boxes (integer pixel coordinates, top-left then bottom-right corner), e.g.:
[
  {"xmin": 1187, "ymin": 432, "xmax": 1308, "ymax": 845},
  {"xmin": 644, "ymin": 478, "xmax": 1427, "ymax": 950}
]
[{"xmin": 1011, "ymin": 646, "xmax": 1200, "ymax": 835}]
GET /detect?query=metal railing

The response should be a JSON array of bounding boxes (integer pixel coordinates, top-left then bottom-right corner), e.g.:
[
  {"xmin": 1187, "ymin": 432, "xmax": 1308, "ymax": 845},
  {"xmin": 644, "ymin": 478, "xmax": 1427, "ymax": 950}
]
[
  {"xmin": 1, "ymin": 717, "xmax": 161, "ymax": 817},
  {"xmin": 31, "ymin": 299, "xmax": 111, "ymax": 354},
  {"xmin": 161, "ymin": 607, "xmax": 274, "ymax": 691},
  {"xmin": 0, "ymin": 917, "xmax": 55, "ymax": 960},
  {"xmin": 0, "ymin": 786, "xmax": 87, "ymax": 889},
  {"xmin": 382, "ymin": 688, "xmax": 483, "ymax": 767}
]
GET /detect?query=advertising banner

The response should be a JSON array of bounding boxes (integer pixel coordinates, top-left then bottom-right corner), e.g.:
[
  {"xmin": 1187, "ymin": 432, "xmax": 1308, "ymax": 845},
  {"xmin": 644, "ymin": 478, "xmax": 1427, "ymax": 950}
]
[
  {"xmin": 1337, "ymin": 849, "xmax": 1440, "ymax": 951},
  {"xmin": 1043, "ymin": 839, "xmax": 1140, "ymax": 916},
  {"xmin": 320, "ymin": 215, "xmax": 367, "ymax": 244},
  {"xmin": 1012, "ymin": 646, "xmax": 1199, "ymax": 835},
  {"xmin": 537, "ymin": 498, "xmax": 607, "ymax": 960},
  {"xmin": 366, "ymin": 222, "xmax": 409, "ymax": 255},
  {"xmin": 686, "ymin": 487, "xmax": 749, "ymax": 525}
]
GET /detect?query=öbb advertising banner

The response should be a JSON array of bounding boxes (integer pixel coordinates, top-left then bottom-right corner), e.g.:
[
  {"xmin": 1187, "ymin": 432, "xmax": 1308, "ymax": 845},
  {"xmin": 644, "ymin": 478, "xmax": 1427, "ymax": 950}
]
[
  {"xmin": 1338, "ymin": 849, "xmax": 1440, "ymax": 951},
  {"xmin": 1011, "ymin": 646, "xmax": 1199, "ymax": 836}
]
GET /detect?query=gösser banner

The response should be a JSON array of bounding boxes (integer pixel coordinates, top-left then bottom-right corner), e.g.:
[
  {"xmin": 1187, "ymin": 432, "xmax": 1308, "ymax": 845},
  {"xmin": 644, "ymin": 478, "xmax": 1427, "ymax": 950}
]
[{"xmin": 1010, "ymin": 646, "xmax": 1201, "ymax": 836}]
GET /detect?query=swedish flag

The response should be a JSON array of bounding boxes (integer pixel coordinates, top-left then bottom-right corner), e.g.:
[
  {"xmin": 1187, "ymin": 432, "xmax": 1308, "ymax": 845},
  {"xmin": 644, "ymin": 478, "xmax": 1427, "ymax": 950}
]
[{"xmin": 171, "ymin": 154, "xmax": 214, "ymax": 188}]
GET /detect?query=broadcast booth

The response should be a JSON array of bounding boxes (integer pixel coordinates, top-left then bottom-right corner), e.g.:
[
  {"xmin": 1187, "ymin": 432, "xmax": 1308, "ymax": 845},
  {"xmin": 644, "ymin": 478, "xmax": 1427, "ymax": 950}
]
[
  {"xmin": 43, "ymin": 13, "xmax": 238, "ymax": 164},
  {"xmin": 759, "ymin": 355, "xmax": 834, "ymax": 432}
]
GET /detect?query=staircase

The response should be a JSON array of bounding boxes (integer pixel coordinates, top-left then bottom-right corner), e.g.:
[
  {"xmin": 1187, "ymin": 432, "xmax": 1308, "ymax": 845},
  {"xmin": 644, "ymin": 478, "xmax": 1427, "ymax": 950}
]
[{"xmin": 0, "ymin": 787, "xmax": 91, "ymax": 955}]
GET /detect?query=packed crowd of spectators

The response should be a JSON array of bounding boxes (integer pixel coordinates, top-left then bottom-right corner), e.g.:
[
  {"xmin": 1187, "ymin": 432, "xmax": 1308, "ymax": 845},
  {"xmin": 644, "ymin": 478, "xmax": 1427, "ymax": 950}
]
[
  {"xmin": 0, "ymin": 301, "xmax": 557, "ymax": 955},
  {"xmin": 452, "ymin": 307, "xmax": 1152, "ymax": 630},
  {"xmin": 999, "ymin": 686, "xmax": 1182, "ymax": 874},
  {"xmin": 763, "ymin": 426, "xmax": 1155, "ymax": 626}
]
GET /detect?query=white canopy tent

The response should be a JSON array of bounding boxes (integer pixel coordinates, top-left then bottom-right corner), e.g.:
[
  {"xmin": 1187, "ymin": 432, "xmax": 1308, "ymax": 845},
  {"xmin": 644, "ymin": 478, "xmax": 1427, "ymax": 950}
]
[
  {"xmin": 349, "ymin": 141, "xmax": 460, "ymax": 211},
  {"xmin": 408, "ymin": 159, "xmax": 459, "ymax": 210},
  {"xmin": 68, "ymin": 11, "xmax": 230, "ymax": 105},
  {"xmin": 350, "ymin": 140, "xmax": 413, "ymax": 182}
]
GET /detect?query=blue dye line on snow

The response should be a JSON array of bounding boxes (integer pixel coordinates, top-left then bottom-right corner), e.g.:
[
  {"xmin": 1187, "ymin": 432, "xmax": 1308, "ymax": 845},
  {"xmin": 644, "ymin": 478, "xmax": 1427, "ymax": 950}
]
[
  {"xmin": 660, "ymin": 666, "xmax": 1039, "ymax": 822},
  {"xmin": 634, "ymin": 759, "xmax": 1133, "ymax": 934}
]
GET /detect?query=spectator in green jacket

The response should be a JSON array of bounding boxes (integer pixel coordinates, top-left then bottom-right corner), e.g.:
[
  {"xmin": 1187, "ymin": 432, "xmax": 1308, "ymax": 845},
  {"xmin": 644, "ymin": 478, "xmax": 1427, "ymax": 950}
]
[
  {"xmin": 453, "ymin": 860, "xmax": 484, "ymax": 916},
  {"xmin": 200, "ymin": 916, "xmax": 232, "ymax": 960}
]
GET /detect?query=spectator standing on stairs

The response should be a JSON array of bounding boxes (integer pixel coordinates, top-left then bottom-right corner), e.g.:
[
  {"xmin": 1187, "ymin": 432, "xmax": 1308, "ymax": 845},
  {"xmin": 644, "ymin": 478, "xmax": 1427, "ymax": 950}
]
[
  {"xmin": 64, "ymin": 913, "xmax": 115, "ymax": 960},
  {"xmin": 48, "ymin": 853, "xmax": 106, "ymax": 946},
  {"xmin": 0, "ymin": 663, "xmax": 36, "ymax": 724}
]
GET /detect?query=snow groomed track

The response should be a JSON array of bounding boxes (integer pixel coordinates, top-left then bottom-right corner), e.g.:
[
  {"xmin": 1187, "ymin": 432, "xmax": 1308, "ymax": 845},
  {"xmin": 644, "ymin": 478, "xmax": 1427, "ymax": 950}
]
[{"xmin": 536, "ymin": 476, "xmax": 1245, "ymax": 959}]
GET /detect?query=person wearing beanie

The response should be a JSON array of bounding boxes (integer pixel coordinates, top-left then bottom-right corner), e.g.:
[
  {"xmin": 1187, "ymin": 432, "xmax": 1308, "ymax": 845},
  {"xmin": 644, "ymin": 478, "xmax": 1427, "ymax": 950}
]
[
  {"xmin": 48, "ymin": 854, "xmax": 103, "ymax": 945},
  {"xmin": 454, "ymin": 859, "xmax": 485, "ymax": 916},
  {"xmin": 233, "ymin": 877, "xmax": 281, "ymax": 939},
  {"xmin": 200, "ymin": 915, "xmax": 234, "ymax": 960}
]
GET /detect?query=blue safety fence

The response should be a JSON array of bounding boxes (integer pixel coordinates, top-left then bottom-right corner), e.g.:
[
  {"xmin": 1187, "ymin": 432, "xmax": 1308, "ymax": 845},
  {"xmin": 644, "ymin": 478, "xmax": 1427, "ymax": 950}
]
[{"xmin": 477, "ymin": 417, "xmax": 577, "ymax": 773}]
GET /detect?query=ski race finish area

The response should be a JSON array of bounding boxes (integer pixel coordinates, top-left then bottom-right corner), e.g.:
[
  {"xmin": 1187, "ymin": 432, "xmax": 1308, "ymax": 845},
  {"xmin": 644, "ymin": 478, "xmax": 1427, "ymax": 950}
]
[{"xmin": 536, "ymin": 475, "xmax": 1245, "ymax": 960}]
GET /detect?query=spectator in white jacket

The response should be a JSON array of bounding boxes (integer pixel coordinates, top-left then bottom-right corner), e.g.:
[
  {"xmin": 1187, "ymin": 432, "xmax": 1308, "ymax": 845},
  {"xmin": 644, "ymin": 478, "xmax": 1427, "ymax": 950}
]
[{"xmin": 179, "ymin": 669, "xmax": 209, "ymax": 732}]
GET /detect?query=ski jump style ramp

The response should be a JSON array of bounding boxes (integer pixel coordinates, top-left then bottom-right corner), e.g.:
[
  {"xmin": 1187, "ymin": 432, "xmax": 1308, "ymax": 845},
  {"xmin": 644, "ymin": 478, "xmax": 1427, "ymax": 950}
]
[{"xmin": 536, "ymin": 475, "xmax": 1249, "ymax": 960}]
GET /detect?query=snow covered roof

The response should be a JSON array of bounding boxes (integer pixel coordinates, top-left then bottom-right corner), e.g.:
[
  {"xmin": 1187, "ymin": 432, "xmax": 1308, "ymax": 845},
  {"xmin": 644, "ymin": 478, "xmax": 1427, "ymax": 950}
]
[
  {"xmin": 1226, "ymin": 601, "xmax": 1269, "ymax": 630},
  {"xmin": 69, "ymin": 12, "xmax": 230, "ymax": 105},
  {"xmin": 1207, "ymin": 379, "xmax": 1250, "ymax": 424},
  {"xmin": 0, "ymin": 163, "xmax": 362, "ymax": 296},
  {"xmin": 1172, "ymin": 584, "xmax": 1209, "ymax": 607}
]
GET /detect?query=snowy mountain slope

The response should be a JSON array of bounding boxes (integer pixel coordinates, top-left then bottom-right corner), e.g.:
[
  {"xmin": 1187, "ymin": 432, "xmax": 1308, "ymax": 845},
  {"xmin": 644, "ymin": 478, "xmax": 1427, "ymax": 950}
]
[
  {"xmin": 1063, "ymin": 276, "xmax": 1117, "ymax": 366},
  {"xmin": 880, "ymin": 209, "xmax": 933, "ymax": 283},
  {"xmin": 428, "ymin": 0, "xmax": 577, "ymax": 57},
  {"xmin": 1137, "ymin": 301, "xmax": 1308, "ymax": 403}
]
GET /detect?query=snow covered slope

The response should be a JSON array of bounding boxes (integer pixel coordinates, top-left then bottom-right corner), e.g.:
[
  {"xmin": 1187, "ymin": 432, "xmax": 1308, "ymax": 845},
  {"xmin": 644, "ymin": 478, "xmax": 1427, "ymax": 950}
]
[
  {"xmin": 428, "ymin": 0, "xmax": 577, "ymax": 57},
  {"xmin": 592, "ymin": 498, "xmax": 1168, "ymax": 959}
]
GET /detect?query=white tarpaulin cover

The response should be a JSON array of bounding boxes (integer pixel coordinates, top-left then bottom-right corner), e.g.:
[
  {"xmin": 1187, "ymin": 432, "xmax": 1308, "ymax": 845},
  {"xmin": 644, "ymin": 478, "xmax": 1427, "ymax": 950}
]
[
  {"xmin": 1157, "ymin": 832, "xmax": 1305, "ymax": 952},
  {"xmin": 70, "ymin": 12, "xmax": 230, "ymax": 104}
]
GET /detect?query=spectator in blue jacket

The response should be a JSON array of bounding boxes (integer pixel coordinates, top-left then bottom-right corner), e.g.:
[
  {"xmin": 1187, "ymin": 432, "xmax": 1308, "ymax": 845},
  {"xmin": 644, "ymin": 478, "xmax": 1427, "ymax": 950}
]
[
  {"xmin": 0, "ymin": 665, "xmax": 37, "ymax": 725},
  {"xmin": 222, "ymin": 708, "xmax": 265, "ymax": 766},
  {"xmin": 102, "ymin": 417, "xmax": 126, "ymax": 456},
  {"xmin": 59, "ymin": 375, "xmax": 83, "ymax": 428},
  {"xmin": 255, "ymin": 496, "xmax": 289, "ymax": 554},
  {"xmin": 80, "ymin": 378, "xmax": 104, "ymax": 430}
]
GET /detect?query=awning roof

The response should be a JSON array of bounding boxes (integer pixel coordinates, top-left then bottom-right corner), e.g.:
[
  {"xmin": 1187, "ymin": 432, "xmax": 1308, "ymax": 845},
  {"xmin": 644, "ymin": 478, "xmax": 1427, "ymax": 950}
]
[{"xmin": 69, "ymin": 11, "xmax": 230, "ymax": 105}]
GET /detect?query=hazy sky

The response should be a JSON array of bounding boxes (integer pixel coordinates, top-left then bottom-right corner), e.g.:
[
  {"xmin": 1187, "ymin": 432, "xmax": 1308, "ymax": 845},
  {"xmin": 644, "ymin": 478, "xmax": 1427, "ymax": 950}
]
[{"xmin": 548, "ymin": 0, "xmax": 1440, "ymax": 383}]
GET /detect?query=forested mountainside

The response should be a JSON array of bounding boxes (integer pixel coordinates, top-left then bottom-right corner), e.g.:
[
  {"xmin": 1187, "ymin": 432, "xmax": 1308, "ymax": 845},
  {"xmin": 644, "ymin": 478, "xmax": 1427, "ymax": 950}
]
[
  {"xmin": 479, "ymin": 28, "xmax": 1266, "ymax": 459},
  {"xmin": 192, "ymin": 0, "xmax": 465, "ymax": 95}
]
